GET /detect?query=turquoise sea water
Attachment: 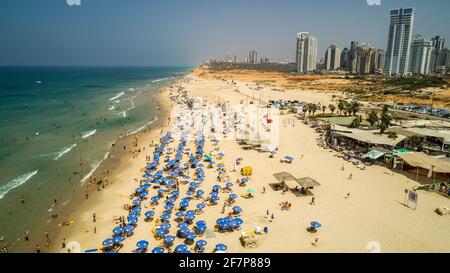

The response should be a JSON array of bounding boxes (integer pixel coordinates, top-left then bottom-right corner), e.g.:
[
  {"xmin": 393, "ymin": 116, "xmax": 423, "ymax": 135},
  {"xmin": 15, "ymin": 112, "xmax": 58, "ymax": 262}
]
[{"xmin": 0, "ymin": 66, "xmax": 189, "ymax": 250}]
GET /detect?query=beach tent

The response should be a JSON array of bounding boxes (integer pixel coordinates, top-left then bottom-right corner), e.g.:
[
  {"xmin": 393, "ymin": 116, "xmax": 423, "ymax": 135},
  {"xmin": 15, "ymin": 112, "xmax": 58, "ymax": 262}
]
[
  {"xmin": 363, "ymin": 150, "xmax": 385, "ymax": 160},
  {"xmin": 273, "ymin": 172, "xmax": 296, "ymax": 182},
  {"xmin": 396, "ymin": 152, "xmax": 450, "ymax": 174},
  {"xmin": 296, "ymin": 177, "xmax": 321, "ymax": 188}
]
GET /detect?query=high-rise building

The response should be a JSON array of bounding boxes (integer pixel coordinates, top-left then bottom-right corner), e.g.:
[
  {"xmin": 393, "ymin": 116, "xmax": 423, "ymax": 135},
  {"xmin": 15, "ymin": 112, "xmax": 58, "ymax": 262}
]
[
  {"xmin": 324, "ymin": 43, "xmax": 341, "ymax": 71},
  {"xmin": 409, "ymin": 39, "xmax": 433, "ymax": 74},
  {"xmin": 437, "ymin": 48, "xmax": 450, "ymax": 72},
  {"xmin": 430, "ymin": 36, "xmax": 446, "ymax": 72},
  {"xmin": 384, "ymin": 8, "xmax": 416, "ymax": 76},
  {"xmin": 353, "ymin": 43, "xmax": 377, "ymax": 74},
  {"xmin": 295, "ymin": 32, "xmax": 318, "ymax": 73},
  {"xmin": 375, "ymin": 49, "xmax": 386, "ymax": 73},
  {"xmin": 340, "ymin": 48, "xmax": 350, "ymax": 70},
  {"xmin": 248, "ymin": 50, "xmax": 258, "ymax": 64}
]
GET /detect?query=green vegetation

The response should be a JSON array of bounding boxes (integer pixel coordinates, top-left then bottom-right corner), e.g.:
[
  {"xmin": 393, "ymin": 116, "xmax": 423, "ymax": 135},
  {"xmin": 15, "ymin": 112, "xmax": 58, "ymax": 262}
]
[{"xmin": 384, "ymin": 76, "xmax": 446, "ymax": 90}]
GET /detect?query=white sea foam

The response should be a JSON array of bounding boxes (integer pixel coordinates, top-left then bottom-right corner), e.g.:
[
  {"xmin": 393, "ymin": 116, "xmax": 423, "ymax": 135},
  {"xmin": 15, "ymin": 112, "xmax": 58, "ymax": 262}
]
[
  {"xmin": 82, "ymin": 129, "xmax": 97, "ymax": 139},
  {"xmin": 54, "ymin": 143, "xmax": 77, "ymax": 160},
  {"xmin": 109, "ymin": 91, "xmax": 125, "ymax": 101},
  {"xmin": 80, "ymin": 152, "xmax": 110, "ymax": 184},
  {"xmin": 108, "ymin": 106, "xmax": 115, "ymax": 111},
  {"xmin": 0, "ymin": 170, "xmax": 38, "ymax": 199},
  {"xmin": 152, "ymin": 77, "xmax": 171, "ymax": 83},
  {"xmin": 125, "ymin": 116, "xmax": 159, "ymax": 136}
]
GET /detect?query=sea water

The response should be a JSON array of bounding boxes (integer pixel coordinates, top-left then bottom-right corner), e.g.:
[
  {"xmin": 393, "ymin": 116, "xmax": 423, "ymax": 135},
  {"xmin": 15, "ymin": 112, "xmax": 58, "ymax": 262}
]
[{"xmin": 0, "ymin": 66, "xmax": 189, "ymax": 251}]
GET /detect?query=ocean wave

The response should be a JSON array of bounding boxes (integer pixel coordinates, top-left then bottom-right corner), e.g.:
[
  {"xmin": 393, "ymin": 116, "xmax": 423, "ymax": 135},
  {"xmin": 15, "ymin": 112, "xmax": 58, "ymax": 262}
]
[
  {"xmin": 0, "ymin": 170, "xmax": 38, "ymax": 199},
  {"xmin": 54, "ymin": 143, "xmax": 77, "ymax": 160},
  {"xmin": 80, "ymin": 152, "xmax": 110, "ymax": 184},
  {"xmin": 108, "ymin": 106, "xmax": 115, "ymax": 111},
  {"xmin": 109, "ymin": 91, "xmax": 125, "ymax": 101},
  {"xmin": 82, "ymin": 129, "xmax": 97, "ymax": 139},
  {"xmin": 152, "ymin": 77, "xmax": 171, "ymax": 83},
  {"xmin": 125, "ymin": 116, "xmax": 159, "ymax": 136}
]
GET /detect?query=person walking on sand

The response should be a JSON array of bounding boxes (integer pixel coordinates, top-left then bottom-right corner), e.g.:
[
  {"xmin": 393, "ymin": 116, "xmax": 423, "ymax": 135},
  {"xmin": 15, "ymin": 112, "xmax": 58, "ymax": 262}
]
[
  {"xmin": 262, "ymin": 187, "xmax": 266, "ymax": 194},
  {"xmin": 312, "ymin": 238, "xmax": 319, "ymax": 246},
  {"xmin": 24, "ymin": 231, "xmax": 29, "ymax": 242},
  {"xmin": 310, "ymin": 197, "xmax": 315, "ymax": 205},
  {"xmin": 340, "ymin": 164, "xmax": 345, "ymax": 171},
  {"xmin": 345, "ymin": 192, "xmax": 350, "ymax": 199},
  {"xmin": 92, "ymin": 212, "xmax": 96, "ymax": 223},
  {"xmin": 36, "ymin": 244, "xmax": 41, "ymax": 253},
  {"xmin": 348, "ymin": 173, "xmax": 352, "ymax": 180},
  {"xmin": 61, "ymin": 238, "xmax": 66, "ymax": 249},
  {"xmin": 271, "ymin": 213, "xmax": 275, "ymax": 221}
]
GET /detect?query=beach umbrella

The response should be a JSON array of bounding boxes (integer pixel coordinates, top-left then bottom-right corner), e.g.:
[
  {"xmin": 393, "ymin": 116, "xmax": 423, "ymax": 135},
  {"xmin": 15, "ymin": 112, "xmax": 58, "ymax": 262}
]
[
  {"xmin": 179, "ymin": 201, "xmax": 189, "ymax": 208},
  {"xmin": 142, "ymin": 184, "xmax": 150, "ymax": 190},
  {"xmin": 155, "ymin": 228, "xmax": 166, "ymax": 237},
  {"xmin": 196, "ymin": 203, "xmax": 205, "ymax": 209},
  {"xmin": 186, "ymin": 191, "xmax": 194, "ymax": 196},
  {"xmin": 136, "ymin": 240, "xmax": 149, "ymax": 249},
  {"xmin": 132, "ymin": 199, "xmax": 142, "ymax": 205},
  {"xmin": 195, "ymin": 224, "xmax": 206, "ymax": 233},
  {"xmin": 216, "ymin": 218, "xmax": 224, "ymax": 225},
  {"xmin": 113, "ymin": 227, "xmax": 123, "ymax": 235},
  {"xmin": 140, "ymin": 191, "xmax": 148, "ymax": 197},
  {"xmin": 171, "ymin": 190, "xmax": 180, "ymax": 196},
  {"xmin": 178, "ymin": 222, "xmax": 189, "ymax": 229},
  {"xmin": 175, "ymin": 211, "xmax": 184, "ymax": 217},
  {"xmin": 229, "ymin": 194, "xmax": 238, "ymax": 200},
  {"xmin": 161, "ymin": 223, "xmax": 171, "ymax": 230},
  {"xmin": 212, "ymin": 185, "xmax": 221, "ymax": 191},
  {"xmin": 311, "ymin": 221, "xmax": 322, "ymax": 228},
  {"xmin": 196, "ymin": 220, "xmax": 206, "ymax": 227},
  {"xmin": 164, "ymin": 235, "xmax": 175, "ymax": 244},
  {"xmin": 152, "ymin": 247, "xmax": 165, "ymax": 253},
  {"xmin": 247, "ymin": 188, "xmax": 256, "ymax": 193},
  {"xmin": 113, "ymin": 236, "xmax": 125, "ymax": 244},
  {"xmin": 175, "ymin": 244, "xmax": 188, "ymax": 253},
  {"xmin": 167, "ymin": 197, "xmax": 176, "ymax": 203},
  {"xmin": 284, "ymin": 156, "xmax": 294, "ymax": 161},
  {"xmin": 135, "ymin": 187, "xmax": 143, "ymax": 193},
  {"xmin": 215, "ymin": 244, "xmax": 227, "ymax": 252},
  {"xmin": 225, "ymin": 182, "xmax": 233, "ymax": 188},
  {"xmin": 124, "ymin": 225, "xmax": 134, "ymax": 234},
  {"xmin": 132, "ymin": 206, "xmax": 141, "ymax": 213},
  {"xmin": 128, "ymin": 217, "xmax": 138, "ymax": 225},
  {"xmin": 103, "ymin": 238, "xmax": 114, "ymax": 247},
  {"xmin": 186, "ymin": 232, "xmax": 196, "ymax": 240},
  {"xmin": 161, "ymin": 213, "xmax": 171, "ymax": 221},
  {"xmin": 145, "ymin": 211, "xmax": 155, "ymax": 218},
  {"xmin": 232, "ymin": 206, "xmax": 242, "ymax": 212},
  {"xmin": 164, "ymin": 204, "xmax": 174, "ymax": 211},
  {"xmin": 235, "ymin": 218, "xmax": 244, "ymax": 225},
  {"xmin": 196, "ymin": 240, "xmax": 207, "ymax": 247},
  {"xmin": 236, "ymin": 157, "xmax": 243, "ymax": 161},
  {"xmin": 185, "ymin": 214, "xmax": 195, "ymax": 221},
  {"xmin": 196, "ymin": 190, "xmax": 204, "ymax": 196},
  {"xmin": 211, "ymin": 195, "xmax": 220, "ymax": 202},
  {"xmin": 241, "ymin": 177, "xmax": 249, "ymax": 183},
  {"xmin": 151, "ymin": 196, "xmax": 160, "ymax": 203}
]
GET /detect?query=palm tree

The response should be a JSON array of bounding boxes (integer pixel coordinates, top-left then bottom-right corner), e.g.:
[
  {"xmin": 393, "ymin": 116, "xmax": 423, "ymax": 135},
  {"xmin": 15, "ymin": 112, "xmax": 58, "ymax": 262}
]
[
  {"xmin": 349, "ymin": 117, "xmax": 361, "ymax": 128},
  {"xmin": 379, "ymin": 105, "xmax": 392, "ymax": 134},
  {"xmin": 321, "ymin": 105, "xmax": 326, "ymax": 115},
  {"xmin": 328, "ymin": 104, "xmax": 336, "ymax": 116},
  {"xmin": 310, "ymin": 104, "xmax": 318, "ymax": 117},
  {"xmin": 337, "ymin": 101, "xmax": 344, "ymax": 115},
  {"xmin": 302, "ymin": 105, "xmax": 308, "ymax": 114},
  {"xmin": 351, "ymin": 101, "xmax": 360, "ymax": 116},
  {"xmin": 366, "ymin": 109, "xmax": 378, "ymax": 128}
]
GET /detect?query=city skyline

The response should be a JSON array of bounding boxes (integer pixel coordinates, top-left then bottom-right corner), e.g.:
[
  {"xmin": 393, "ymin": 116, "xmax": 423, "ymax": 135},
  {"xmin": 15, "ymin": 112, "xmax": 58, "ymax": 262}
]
[{"xmin": 0, "ymin": 0, "xmax": 449, "ymax": 66}]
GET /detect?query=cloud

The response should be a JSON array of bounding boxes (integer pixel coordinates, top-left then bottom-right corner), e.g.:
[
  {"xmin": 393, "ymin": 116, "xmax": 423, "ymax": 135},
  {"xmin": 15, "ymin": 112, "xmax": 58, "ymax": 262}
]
[
  {"xmin": 66, "ymin": 0, "xmax": 81, "ymax": 6},
  {"xmin": 366, "ymin": 0, "xmax": 381, "ymax": 5}
]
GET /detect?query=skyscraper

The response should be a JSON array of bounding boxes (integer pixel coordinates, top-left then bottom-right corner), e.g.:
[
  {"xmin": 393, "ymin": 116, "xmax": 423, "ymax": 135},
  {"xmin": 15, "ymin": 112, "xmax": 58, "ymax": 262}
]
[
  {"xmin": 354, "ymin": 43, "xmax": 377, "ymax": 75},
  {"xmin": 295, "ymin": 32, "xmax": 318, "ymax": 73},
  {"xmin": 384, "ymin": 8, "xmax": 416, "ymax": 76},
  {"xmin": 248, "ymin": 50, "xmax": 258, "ymax": 64},
  {"xmin": 340, "ymin": 48, "xmax": 350, "ymax": 70},
  {"xmin": 430, "ymin": 36, "xmax": 446, "ymax": 72},
  {"xmin": 324, "ymin": 43, "xmax": 341, "ymax": 71},
  {"xmin": 409, "ymin": 39, "xmax": 433, "ymax": 75},
  {"xmin": 375, "ymin": 49, "xmax": 386, "ymax": 73}
]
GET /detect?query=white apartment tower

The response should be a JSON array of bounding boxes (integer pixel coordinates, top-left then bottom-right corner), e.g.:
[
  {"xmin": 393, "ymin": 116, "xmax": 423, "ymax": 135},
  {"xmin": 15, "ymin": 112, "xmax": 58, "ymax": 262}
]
[
  {"xmin": 324, "ymin": 43, "xmax": 341, "ymax": 71},
  {"xmin": 384, "ymin": 8, "xmax": 416, "ymax": 76},
  {"xmin": 409, "ymin": 39, "xmax": 433, "ymax": 74},
  {"xmin": 296, "ymin": 32, "xmax": 318, "ymax": 73}
]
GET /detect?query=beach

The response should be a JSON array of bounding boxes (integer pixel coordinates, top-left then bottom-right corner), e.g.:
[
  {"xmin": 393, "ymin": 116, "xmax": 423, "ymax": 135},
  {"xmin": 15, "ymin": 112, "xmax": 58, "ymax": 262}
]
[{"xmin": 40, "ymin": 69, "xmax": 450, "ymax": 253}]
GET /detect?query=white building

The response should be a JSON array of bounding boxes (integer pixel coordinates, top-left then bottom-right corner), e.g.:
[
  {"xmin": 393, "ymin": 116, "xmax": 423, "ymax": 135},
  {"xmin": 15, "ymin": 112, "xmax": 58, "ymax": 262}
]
[
  {"xmin": 296, "ymin": 32, "xmax": 318, "ymax": 73},
  {"xmin": 384, "ymin": 8, "xmax": 415, "ymax": 76},
  {"xmin": 248, "ymin": 50, "xmax": 258, "ymax": 64},
  {"xmin": 409, "ymin": 39, "xmax": 433, "ymax": 74},
  {"xmin": 324, "ymin": 43, "xmax": 341, "ymax": 71}
]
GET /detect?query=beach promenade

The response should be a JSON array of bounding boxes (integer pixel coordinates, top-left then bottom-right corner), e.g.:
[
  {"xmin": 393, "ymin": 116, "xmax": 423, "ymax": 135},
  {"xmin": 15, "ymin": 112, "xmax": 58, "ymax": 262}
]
[{"xmin": 53, "ymin": 72, "xmax": 450, "ymax": 253}]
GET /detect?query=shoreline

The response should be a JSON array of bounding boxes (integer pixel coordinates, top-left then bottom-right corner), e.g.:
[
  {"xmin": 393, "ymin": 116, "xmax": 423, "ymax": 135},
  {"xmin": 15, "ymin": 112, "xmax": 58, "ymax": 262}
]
[{"xmin": 11, "ymin": 77, "xmax": 176, "ymax": 253}]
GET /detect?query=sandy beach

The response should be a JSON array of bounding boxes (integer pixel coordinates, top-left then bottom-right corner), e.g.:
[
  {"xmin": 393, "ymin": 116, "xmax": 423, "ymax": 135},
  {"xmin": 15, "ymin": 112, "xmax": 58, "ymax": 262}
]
[{"xmin": 49, "ymin": 70, "xmax": 450, "ymax": 253}]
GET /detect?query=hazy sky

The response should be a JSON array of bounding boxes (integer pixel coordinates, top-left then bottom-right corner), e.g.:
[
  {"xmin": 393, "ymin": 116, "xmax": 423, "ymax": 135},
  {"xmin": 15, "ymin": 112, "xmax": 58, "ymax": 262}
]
[{"xmin": 0, "ymin": 0, "xmax": 449, "ymax": 66}]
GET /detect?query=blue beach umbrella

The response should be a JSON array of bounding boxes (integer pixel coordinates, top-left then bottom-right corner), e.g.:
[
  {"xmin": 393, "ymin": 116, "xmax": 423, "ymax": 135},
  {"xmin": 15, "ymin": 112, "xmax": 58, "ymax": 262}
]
[
  {"xmin": 185, "ymin": 214, "xmax": 195, "ymax": 221},
  {"xmin": 196, "ymin": 220, "xmax": 206, "ymax": 227},
  {"xmin": 311, "ymin": 221, "xmax": 322, "ymax": 228},
  {"xmin": 229, "ymin": 194, "xmax": 238, "ymax": 200},
  {"xmin": 195, "ymin": 224, "xmax": 206, "ymax": 233},
  {"xmin": 175, "ymin": 211, "xmax": 184, "ymax": 217},
  {"xmin": 103, "ymin": 238, "xmax": 114, "ymax": 247},
  {"xmin": 196, "ymin": 190, "xmax": 204, "ymax": 196},
  {"xmin": 140, "ymin": 191, "xmax": 148, "ymax": 197},
  {"xmin": 212, "ymin": 185, "xmax": 221, "ymax": 191},
  {"xmin": 235, "ymin": 218, "xmax": 244, "ymax": 225},
  {"xmin": 196, "ymin": 240, "xmax": 207, "ymax": 247},
  {"xmin": 225, "ymin": 182, "xmax": 233, "ymax": 188},
  {"xmin": 113, "ymin": 227, "xmax": 123, "ymax": 235},
  {"xmin": 196, "ymin": 203, "xmax": 205, "ymax": 209},
  {"xmin": 164, "ymin": 235, "xmax": 175, "ymax": 244},
  {"xmin": 175, "ymin": 244, "xmax": 188, "ymax": 253},
  {"xmin": 215, "ymin": 244, "xmax": 227, "ymax": 252},
  {"xmin": 164, "ymin": 204, "xmax": 174, "ymax": 211},
  {"xmin": 124, "ymin": 225, "xmax": 134, "ymax": 234},
  {"xmin": 211, "ymin": 196, "xmax": 220, "ymax": 202},
  {"xmin": 161, "ymin": 223, "xmax": 171, "ymax": 230},
  {"xmin": 186, "ymin": 232, "xmax": 196, "ymax": 240},
  {"xmin": 161, "ymin": 213, "xmax": 171, "ymax": 221},
  {"xmin": 113, "ymin": 236, "xmax": 125, "ymax": 244},
  {"xmin": 241, "ymin": 177, "xmax": 249, "ymax": 183},
  {"xmin": 186, "ymin": 191, "xmax": 194, "ymax": 196},
  {"xmin": 178, "ymin": 222, "xmax": 188, "ymax": 229},
  {"xmin": 152, "ymin": 247, "xmax": 165, "ymax": 253},
  {"xmin": 151, "ymin": 196, "xmax": 160, "ymax": 203},
  {"xmin": 132, "ymin": 199, "xmax": 142, "ymax": 205},
  {"xmin": 145, "ymin": 211, "xmax": 155, "ymax": 218},
  {"xmin": 232, "ymin": 206, "xmax": 242, "ymax": 212},
  {"xmin": 128, "ymin": 217, "xmax": 138, "ymax": 225},
  {"xmin": 136, "ymin": 240, "xmax": 149, "ymax": 249}
]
